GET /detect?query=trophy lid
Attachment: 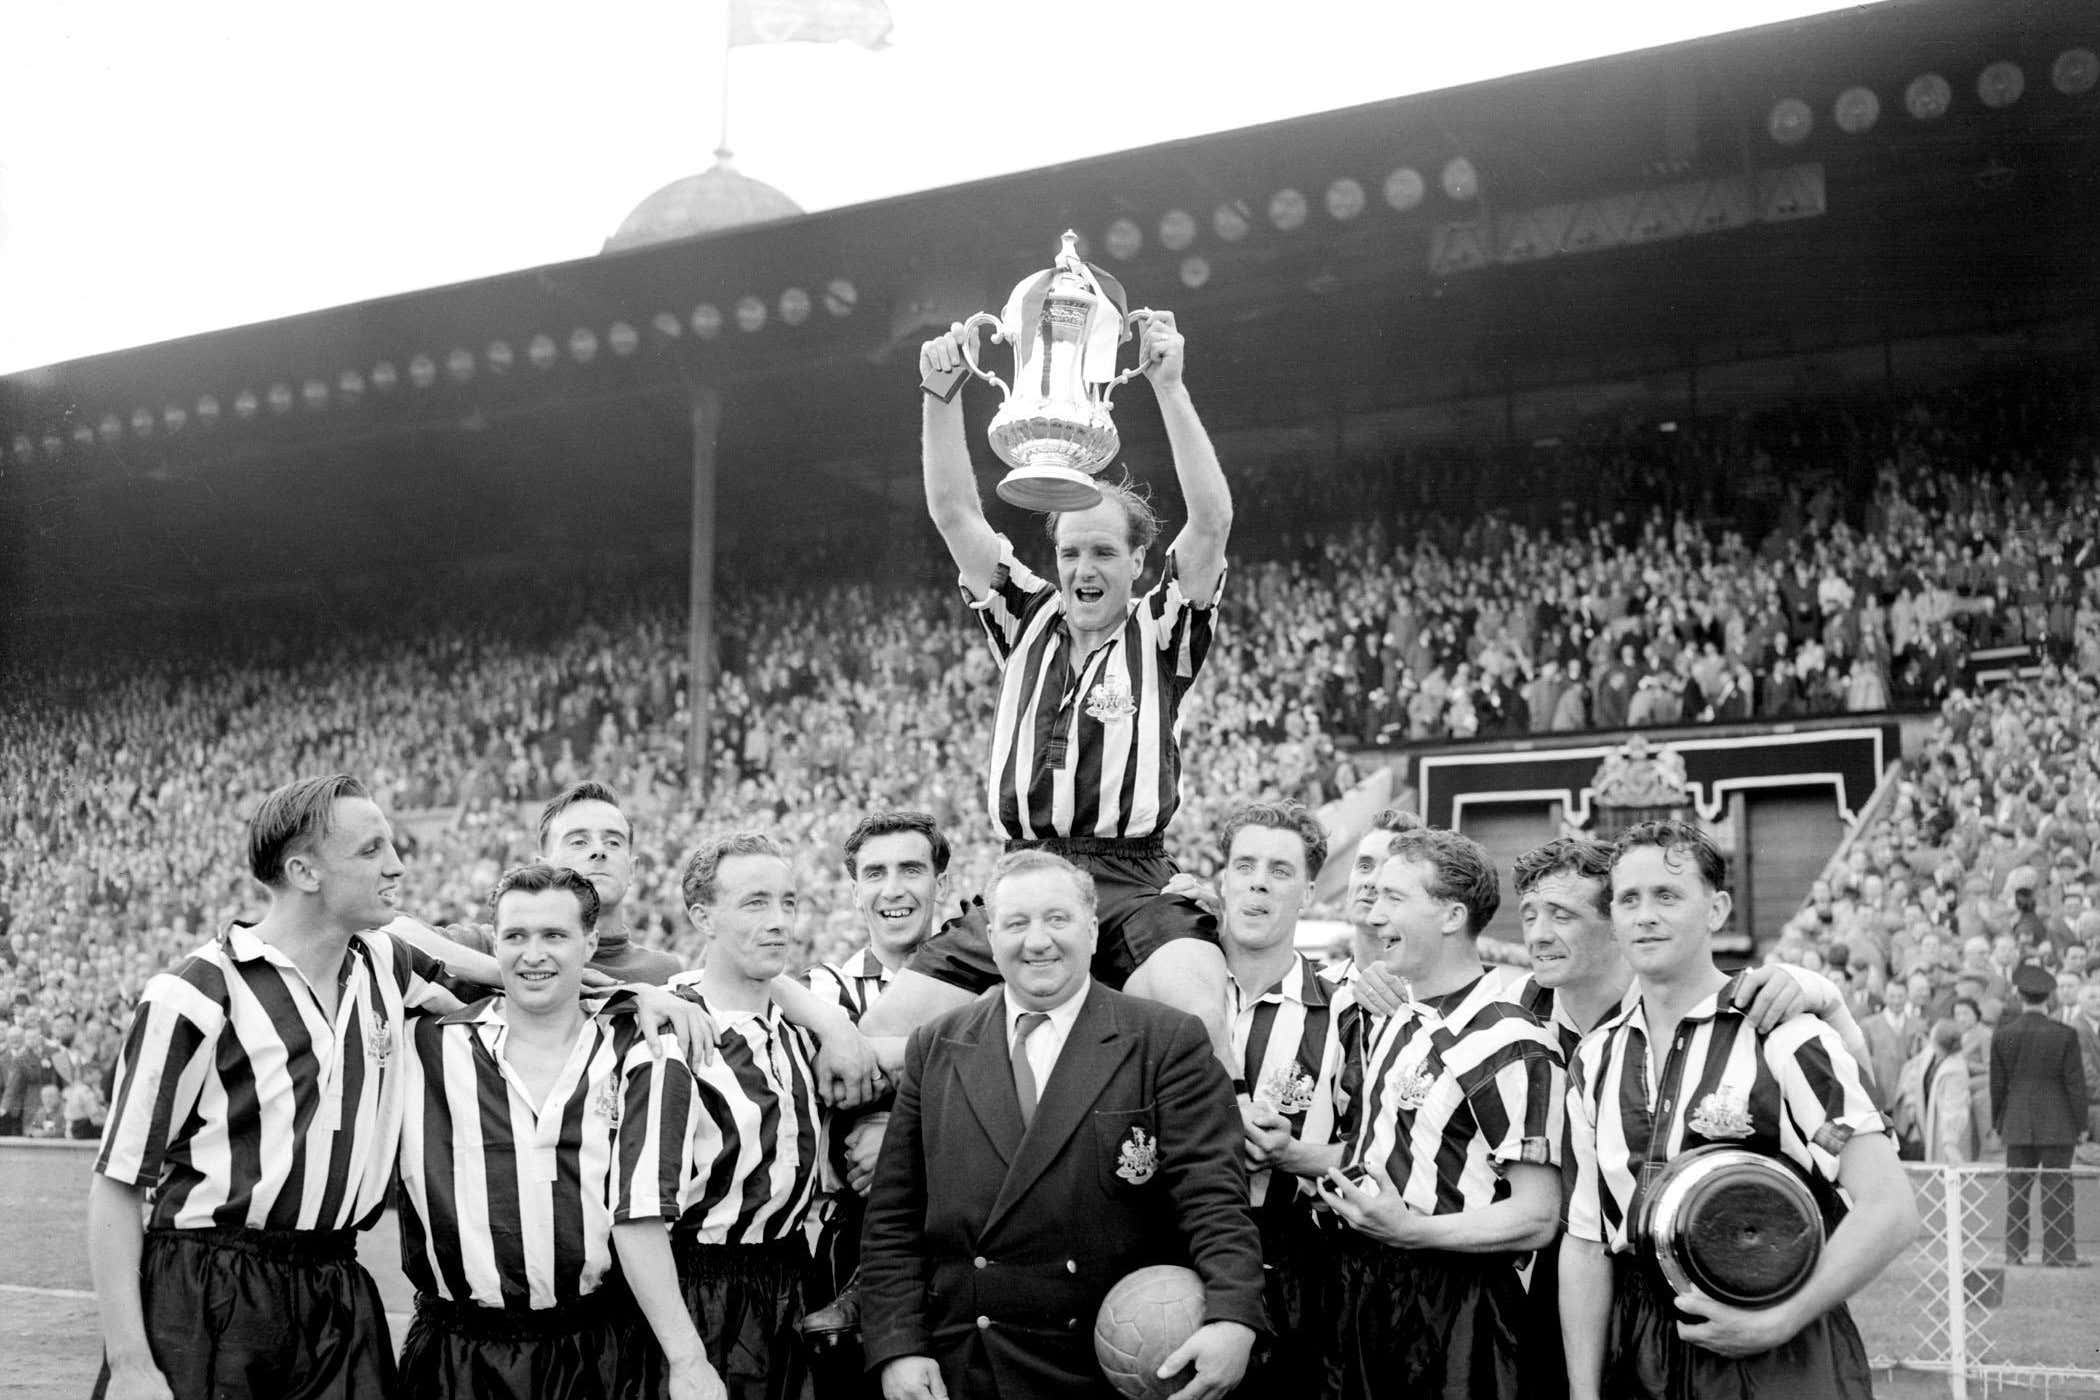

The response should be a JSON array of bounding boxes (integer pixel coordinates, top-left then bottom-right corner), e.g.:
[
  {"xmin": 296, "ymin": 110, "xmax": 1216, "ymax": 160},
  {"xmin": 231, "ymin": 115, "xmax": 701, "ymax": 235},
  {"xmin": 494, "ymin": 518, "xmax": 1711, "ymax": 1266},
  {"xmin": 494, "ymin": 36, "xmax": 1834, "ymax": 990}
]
[{"xmin": 998, "ymin": 232, "xmax": 1134, "ymax": 385}]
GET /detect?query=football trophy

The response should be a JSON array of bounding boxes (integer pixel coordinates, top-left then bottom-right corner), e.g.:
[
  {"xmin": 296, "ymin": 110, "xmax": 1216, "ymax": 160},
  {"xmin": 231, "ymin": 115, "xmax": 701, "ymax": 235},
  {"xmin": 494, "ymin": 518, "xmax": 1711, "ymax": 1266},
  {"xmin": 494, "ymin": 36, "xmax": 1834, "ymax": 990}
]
[{"xmin": 951, "ymin": 230, "xmax": 1159, "ymax": 513}]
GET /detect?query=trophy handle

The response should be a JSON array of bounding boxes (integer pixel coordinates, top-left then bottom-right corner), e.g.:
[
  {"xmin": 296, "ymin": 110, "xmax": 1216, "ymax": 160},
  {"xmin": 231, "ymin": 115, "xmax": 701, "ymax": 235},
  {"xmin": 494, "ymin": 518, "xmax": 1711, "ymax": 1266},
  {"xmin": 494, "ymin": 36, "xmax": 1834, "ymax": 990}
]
[
  {"xmin": 1101, "ymin": 308, "xmax": 1158, "ymax": 408},
  {"xmin": 956, "ymin": 313, "xmax": 1011, "ymax": 398}
]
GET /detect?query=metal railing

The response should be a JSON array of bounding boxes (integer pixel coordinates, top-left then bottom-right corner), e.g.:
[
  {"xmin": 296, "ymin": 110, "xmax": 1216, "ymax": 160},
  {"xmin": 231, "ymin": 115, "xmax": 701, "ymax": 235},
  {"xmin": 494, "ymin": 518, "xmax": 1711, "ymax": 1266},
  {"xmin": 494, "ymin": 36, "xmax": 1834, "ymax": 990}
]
[{"xmin": 1858, "ymin": 1163, "xmax": 2100, "ymax": 1397}]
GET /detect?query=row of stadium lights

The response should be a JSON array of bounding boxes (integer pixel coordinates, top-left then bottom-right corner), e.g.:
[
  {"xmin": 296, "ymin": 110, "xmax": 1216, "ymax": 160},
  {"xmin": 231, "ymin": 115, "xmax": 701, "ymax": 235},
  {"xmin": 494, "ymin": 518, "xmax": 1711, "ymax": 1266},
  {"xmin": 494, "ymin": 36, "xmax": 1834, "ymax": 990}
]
[
  {"xmin": 1082, "ymin": 159, "xmax": 1482, "ymax": 292},
  {"xmin": 15, "ymin": 50, "xmax": 2091, "ymax": 466},
  {"xmin": 7, "ymin": 278, "xmax": 864, "ymax": 462},
  {"xmin": 1766, "ymin": 50, "xmax": 2097, "ymax": 144},
  {"xmin": 1075, "ymin": 49, "xmax": 2099, "ymax": 289}
]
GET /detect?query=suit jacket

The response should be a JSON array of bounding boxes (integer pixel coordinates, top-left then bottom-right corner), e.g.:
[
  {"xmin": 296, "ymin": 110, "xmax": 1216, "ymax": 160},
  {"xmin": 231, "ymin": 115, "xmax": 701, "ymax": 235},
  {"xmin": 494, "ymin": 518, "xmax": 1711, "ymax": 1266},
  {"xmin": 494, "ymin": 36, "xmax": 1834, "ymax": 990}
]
[
  {"xmin": 861, "ymin": 982, "xmax": 1265, "ymax": 1400},
  {"xmin": 1860, "ymin": 1011, "xmax": 1922, "ymax": 1111},
  {"xmin": 1990, "ymin": 1009, "xmax": 2087, "ymax": 1146}
]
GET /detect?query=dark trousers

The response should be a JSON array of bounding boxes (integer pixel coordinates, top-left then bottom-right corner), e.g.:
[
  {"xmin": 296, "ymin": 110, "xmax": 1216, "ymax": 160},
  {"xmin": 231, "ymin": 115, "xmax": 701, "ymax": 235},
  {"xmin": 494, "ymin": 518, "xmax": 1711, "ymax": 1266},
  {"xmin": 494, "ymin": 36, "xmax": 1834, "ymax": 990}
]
[
  {"xmin": 91, "ymin": 1226, "xmax": 394, "ymax": 1400},
  {"xmin": 2005, "ymin": 1143, "xmax": 2078, "ymax": 1264}
]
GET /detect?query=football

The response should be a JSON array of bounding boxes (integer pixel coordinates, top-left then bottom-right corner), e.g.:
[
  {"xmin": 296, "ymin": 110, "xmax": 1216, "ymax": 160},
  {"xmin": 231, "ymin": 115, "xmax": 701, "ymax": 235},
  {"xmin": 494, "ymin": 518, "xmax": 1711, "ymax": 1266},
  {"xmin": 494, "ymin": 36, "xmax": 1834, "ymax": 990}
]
[{"xmin": 1093, "ymin": 1264, "xmax": 1206, "ymax": 1400}]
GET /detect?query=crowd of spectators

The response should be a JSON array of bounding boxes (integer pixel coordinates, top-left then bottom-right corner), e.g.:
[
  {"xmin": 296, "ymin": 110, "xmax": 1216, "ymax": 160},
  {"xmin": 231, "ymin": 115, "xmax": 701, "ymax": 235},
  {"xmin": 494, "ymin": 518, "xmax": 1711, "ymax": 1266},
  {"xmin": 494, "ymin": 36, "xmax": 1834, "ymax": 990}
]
[{"xmin": 2, "ymin": 374, "xmax": 2095, "ymax": 1138}]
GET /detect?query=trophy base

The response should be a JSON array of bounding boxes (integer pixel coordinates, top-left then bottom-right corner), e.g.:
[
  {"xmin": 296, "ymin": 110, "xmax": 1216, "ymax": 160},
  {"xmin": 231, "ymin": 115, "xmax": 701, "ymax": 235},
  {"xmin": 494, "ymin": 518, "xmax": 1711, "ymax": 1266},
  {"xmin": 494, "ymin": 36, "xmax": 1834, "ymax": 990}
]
[{"xmin": 996, "ymin": 464, "xmax": 1104, "ymax": 513}]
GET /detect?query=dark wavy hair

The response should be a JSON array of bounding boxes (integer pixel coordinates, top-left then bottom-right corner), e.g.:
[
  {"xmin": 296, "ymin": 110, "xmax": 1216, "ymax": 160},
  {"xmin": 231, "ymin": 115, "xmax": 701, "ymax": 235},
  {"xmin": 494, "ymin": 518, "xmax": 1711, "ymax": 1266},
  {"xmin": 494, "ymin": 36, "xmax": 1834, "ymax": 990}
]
[
  {"xmin": 249, "ymin": 773, "xmax": 370, "ymax": 887},
  {"xmin": 681, "ymin": 832, "xmax": 789, "ymax": 909},
  {"xmin": 1512, "ymin": 838, "xmax": 1615, "ymax": 918},
  {"xmin": 1388, "ymin": 828, "xmax": 1501, "ymax": 936},
  {"xmin": 843, "ymin": 810, "xmax": 952, "ymax": 878},
  {"xmin": 488, "ymin": 862, "xmax": 601, "ymax": 931},
  {"xmin": 1610, "ymin": 819, "xmax": 1728, "ymax": 893},
  {"xmin": 1217, "ymin": 798, "xmax": 1329, "ymax": 877}
]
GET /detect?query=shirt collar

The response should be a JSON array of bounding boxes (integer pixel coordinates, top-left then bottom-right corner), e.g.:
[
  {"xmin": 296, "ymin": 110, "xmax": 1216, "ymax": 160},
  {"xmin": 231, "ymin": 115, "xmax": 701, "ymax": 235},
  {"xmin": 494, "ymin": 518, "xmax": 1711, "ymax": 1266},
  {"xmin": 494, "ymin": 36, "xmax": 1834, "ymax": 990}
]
[
  {"xmin": 1004, "ymin": 979, "xmax": 1091, "ymax": 1041},
  {"xmin": 1229, "ymin": 953, "xmax": 1321, "ymax": 1009}
]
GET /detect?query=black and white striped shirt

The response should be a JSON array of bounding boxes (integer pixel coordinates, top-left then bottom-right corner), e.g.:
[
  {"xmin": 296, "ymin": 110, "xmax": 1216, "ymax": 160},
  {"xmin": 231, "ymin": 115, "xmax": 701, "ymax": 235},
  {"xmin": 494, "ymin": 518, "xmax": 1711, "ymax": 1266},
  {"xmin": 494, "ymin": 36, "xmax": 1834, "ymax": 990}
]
[
  {"xmin": 1230, "ymin": 955, "xmax": 1343, "ymax": 1210},
  {"xmin": 1567, "ymin": 978, "xmax": 1884, "ymax": 1253},
  {"xmin": 96, "ymin": 923, "xmax": 447, "ymax": 1232},
  {"xmin": 396, "ymin": 1001, "xmax": 692, "ymax": 1310},
  {"xmin": 671, "ymin": 991, "xmax": 825, "ymax": 1246},
  {"xmin": 806, "ymin": 948, "xmax": 895, "ymax": 1024},
  {"xmin": 968, "ymin": 536, "xmax": 1220, "ymax": 840},
  {"xmin": 1344, "ymin": 973, "xmax": 1564, "ymax": 1219}
]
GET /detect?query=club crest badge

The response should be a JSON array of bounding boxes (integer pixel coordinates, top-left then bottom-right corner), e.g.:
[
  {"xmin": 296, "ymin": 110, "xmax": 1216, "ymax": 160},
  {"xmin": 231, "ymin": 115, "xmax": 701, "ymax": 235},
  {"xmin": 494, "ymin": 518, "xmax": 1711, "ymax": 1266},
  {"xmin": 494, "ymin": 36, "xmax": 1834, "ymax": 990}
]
[
  {"xmin": 1115, "ymin": 1126, "xmax": 1159, "ymax": 1185},
  {"xmin": 592, "ymin": 1077, "xmax": 623, "ymax": 1129},
  {"xmin": 1391, "ymin": 1061, "xmax": 1437, "ymax": 1112},
  {"xmin": 1085, "ymin": 676, "xmax": 1137, "ymax": 723},
  {"xmin": 1687, "ymin": 1086, "xmax": 1754, "ymax": 1140},
  {"xmin": 1258, "ymin": 1064, "xmax": 1317, "ymax": 1115}
]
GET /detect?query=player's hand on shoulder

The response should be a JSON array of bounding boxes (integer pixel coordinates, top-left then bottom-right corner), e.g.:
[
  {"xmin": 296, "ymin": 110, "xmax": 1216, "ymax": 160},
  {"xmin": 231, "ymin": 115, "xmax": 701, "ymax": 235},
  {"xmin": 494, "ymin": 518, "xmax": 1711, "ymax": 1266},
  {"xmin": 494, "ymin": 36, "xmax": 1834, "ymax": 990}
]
[
  {"xmin": 1354, "ymin": 962, "xmax": 1408, "ymax": 1017},
  {"xmin": 1160, "ymin": 871, "xmax": 1221, "ymax": 919},
  {"xmin": 631, "ymin": 985, "xmax": 717, "ymax": 1066},
  {"xmin": 881, "ymin": 1355, "xmax": 950, "ymax": 1400},
  {"xmin": 1731, "ymin": 963, "xmax": 1808, "ymax": 1032}
]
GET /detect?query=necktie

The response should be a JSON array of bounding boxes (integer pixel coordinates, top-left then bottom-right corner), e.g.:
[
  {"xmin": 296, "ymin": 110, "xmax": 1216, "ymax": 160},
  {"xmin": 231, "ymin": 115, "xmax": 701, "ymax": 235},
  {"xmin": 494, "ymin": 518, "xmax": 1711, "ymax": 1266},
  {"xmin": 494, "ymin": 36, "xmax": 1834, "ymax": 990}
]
[{"xmin": 1012, "ymin": 1012, "xmax": 1049, "ymax": 1127}]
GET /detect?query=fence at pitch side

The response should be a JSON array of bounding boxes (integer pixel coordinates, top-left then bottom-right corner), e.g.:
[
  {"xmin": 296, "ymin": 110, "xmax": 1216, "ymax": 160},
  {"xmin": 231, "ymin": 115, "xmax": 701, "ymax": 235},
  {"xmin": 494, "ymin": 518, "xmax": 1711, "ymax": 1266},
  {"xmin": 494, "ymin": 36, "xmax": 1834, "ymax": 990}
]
[{"xmin": 1853, "ymin": 1163, "xmax": 2100, "ymax": 1397}]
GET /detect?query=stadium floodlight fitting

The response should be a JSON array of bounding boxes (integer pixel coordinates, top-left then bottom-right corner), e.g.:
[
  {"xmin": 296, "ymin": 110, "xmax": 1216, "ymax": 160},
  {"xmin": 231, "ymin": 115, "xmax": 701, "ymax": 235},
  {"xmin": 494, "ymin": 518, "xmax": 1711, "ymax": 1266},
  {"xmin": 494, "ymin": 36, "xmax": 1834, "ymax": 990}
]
[
  {"xmin": 1385, "ymin": 167, "xmax": 1425, "ymax": 211},
  {"xmin": 196, "ymin": 395, "xmax": 220, "ymax": 424},
  {"xmin": 777, "ymin": 290, "xmax": 810, "ymax": 326},
  {"xmin": 131, "ymin": 407, "xmax": 154, "ymax": 437},
  {"xmin": 98, "ymin": 413, "xmax": 122, "ymax": 442},
  {"xmin": 485, "ymin": 341, "xmax": 513, "ymax": 373},
  {"xmin": 1159, "ymin": 209, "xmax": 1195, "ymax": 251},
  {"xmin": 609, "ymin": 321, "xmax": 640, "ymax": 354},
  {"xmin": 72, "ymin": 424, "xmax": 95, "ymax": 446},
  {"xmin": 1326, "ymin": 178, "xmax": 1366, "ymax": 221},
  {"xmin": 652, "ymin": 311, "xmax": 684, "ymax": 339},
  {"xmin": 446, "ymin": 349, "xmax": 475, "ymax": 383},
  {"xmin": 1104, "ymin": 218, "xmax": 1142, "ymax": 261},
  {"xmin": 1906, "ymin": 72, "xmax": 1951, "ymax": 120},
  {"xmin": 1441, "ymin": 157, "xmax": 1479, "ymax": 201},
  {"xmin": 1768, "ymin": 98, "xmax": 1813, "ymax": 145},
  {"xmin": 1978, "ymin": 60, "xmax": 2024, "ymax": 109},
  {"xmin": 1834, "ymin": 87, "xmax": 1880, "ymax": 134},
  {"xmin": 338, "ymin": 370, "xmax": 364, "ymax": 399},
  {"xmin": 1180, "ymin": 255, "xmax": 1211, "ymax": 290},
  {"xmin": 302, "ymin": 380, "xmax": 329, "ymax": 409},
  {"xmin": 691, "ymin": 304, "xmax": 723, "ymax": 339},
  {"xmin": 2055, "ymin": 48, "xmax": 2097, "ymax": 96},
  {"xmin": 234, "ymin": 390, "xmax": 258, "ymax": 419},
  {"xmin": 568, "ymin": 328, "xmax": 598, "ymax": 363},
  {"xmin": 736, "ymin": 296, "xmax": 767, "ymax": 332},
  {"xmin": 824, "ymin": 279, "xmax": 857, "ymax": 316},
  {"xmin": 1269, "ymin": 188, "xmax": 1308, "ymax": 231},
  {"xmin": 163, "ymin": 404, "xmax": 186, "ymax": 433},
  {"xmin": 408, "ymin": 355, "xmax": 437, "ymax": 389},
  {"xmin": 371, "ymin": 361, "xmax": 400, "ymax": 391},
  {"xmin": 267, "ymin": 382, "xmax": 295, "ymax": 413},
  {"xmin": 1213, "ymin": 201, "xmax": 1250, "ymax": 243}
]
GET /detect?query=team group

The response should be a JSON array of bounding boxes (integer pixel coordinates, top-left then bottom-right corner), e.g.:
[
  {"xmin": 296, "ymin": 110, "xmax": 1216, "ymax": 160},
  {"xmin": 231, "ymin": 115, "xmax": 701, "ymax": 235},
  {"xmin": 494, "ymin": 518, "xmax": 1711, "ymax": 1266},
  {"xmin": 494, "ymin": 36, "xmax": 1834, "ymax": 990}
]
[{"xmin": 84, "ymin": 320, "xmax": 1917, "ymax": 1400}]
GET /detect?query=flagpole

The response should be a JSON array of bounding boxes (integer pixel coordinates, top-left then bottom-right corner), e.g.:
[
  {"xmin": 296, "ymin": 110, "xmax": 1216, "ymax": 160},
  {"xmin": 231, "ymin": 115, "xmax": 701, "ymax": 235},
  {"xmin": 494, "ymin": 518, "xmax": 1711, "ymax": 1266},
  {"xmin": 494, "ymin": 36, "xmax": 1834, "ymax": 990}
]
[{"xmin": 718, "ymin": 0, "xmax": 735, "ymax": 161}]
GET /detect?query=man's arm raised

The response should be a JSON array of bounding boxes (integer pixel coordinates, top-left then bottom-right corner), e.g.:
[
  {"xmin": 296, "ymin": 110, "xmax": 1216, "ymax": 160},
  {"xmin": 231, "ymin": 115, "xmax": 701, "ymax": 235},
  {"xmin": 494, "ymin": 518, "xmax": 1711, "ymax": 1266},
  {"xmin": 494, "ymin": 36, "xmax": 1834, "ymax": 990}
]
[
  {"xmin": 921, "ymin": 329, "xmax": 1002, "ymax": 598},
  {"xmin": 1142, "ymin": 313, "xmax": 1230, "ymax": 603}
]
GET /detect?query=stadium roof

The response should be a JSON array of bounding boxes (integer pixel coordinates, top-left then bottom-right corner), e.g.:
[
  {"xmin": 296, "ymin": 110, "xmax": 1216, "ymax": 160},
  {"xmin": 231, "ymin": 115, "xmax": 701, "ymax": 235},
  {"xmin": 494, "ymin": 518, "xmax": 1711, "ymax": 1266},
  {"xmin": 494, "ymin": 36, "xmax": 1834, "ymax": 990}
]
[{"xmin": 2, "ymin": 0, "xmax": 2092, "ymax": 620}]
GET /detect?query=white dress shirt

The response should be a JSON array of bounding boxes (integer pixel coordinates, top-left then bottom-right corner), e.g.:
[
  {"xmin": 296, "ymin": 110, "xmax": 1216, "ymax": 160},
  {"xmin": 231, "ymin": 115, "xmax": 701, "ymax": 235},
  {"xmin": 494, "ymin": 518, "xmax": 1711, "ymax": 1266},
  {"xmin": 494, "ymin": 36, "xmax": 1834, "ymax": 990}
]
[{"xmin": 1004, "ymin": 979, "xmax": 1092, "ymax": 1097}]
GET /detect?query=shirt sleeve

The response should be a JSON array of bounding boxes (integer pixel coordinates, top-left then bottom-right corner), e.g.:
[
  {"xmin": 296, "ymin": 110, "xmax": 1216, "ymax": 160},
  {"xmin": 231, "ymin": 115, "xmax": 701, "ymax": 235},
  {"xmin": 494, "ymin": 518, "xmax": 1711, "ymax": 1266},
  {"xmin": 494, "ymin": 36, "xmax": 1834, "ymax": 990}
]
[
  {"xmin": 95, "ymin": 972, "xmax": 222, "ymax": 1188},
  {"xmin": 960, "ymin": 534, "xmax": 1054, "ymax": 664},
  {"xmin": 1144, "ymin": 550, "xmax": 1225, "ymax": 683},
  {"xmin": 1462, "ymin": 1030, "xmax": 1564, "ymax": 1171},
  {"xmin": 1770, "ymin": 1019, "xmax": 1887, "ymax": 1182},
  {"xmin": 614, "ymin": 1030, "xmax": 698, "ymax": 1223},
  {"xmin": 804, "ymin": 964, "xmax": 854, "ymax": 1021}
]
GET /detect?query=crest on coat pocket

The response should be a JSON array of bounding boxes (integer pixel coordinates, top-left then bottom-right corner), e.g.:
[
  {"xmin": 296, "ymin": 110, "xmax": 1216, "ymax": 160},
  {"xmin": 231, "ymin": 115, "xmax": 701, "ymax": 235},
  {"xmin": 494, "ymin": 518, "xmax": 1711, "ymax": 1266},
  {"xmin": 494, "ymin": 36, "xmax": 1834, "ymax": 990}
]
[{"xmin": 1115, "ymin": 1126, "xmax": 1159, "ymax": 1184}]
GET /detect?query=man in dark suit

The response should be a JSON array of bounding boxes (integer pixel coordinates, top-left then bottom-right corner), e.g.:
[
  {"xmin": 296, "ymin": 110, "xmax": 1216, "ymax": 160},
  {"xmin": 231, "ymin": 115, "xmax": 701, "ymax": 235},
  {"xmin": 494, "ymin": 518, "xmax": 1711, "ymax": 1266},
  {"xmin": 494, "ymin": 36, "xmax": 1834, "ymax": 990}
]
[
  {"xmin": 862, "ymin": 850, "xmax": 1264, "ymax": 1400},
  {"xmin": 1992, "ymin": 964, "xmax": 2088, "ymax": 1267}
]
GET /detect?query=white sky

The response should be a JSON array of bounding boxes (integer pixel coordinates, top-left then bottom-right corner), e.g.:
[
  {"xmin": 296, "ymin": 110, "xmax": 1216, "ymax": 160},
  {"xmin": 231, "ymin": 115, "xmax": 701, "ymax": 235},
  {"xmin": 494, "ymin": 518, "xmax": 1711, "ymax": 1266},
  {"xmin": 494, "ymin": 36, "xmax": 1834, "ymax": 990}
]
[{"xmin": 0, "ymin": 0, "xmax": 1877, "ymax": 375}]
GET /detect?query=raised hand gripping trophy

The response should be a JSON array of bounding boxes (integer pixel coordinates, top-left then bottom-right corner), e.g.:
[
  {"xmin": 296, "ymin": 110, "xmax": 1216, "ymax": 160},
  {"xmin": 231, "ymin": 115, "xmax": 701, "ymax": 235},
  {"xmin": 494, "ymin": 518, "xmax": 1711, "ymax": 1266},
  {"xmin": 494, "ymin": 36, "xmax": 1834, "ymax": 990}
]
[{"xmin": 943, "ymin": 230, "xmax": 1159, "ymax": 513}]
